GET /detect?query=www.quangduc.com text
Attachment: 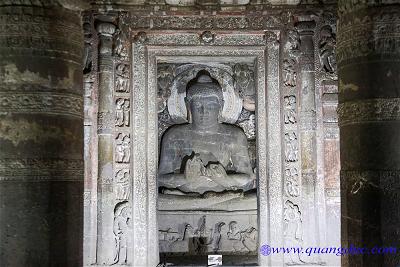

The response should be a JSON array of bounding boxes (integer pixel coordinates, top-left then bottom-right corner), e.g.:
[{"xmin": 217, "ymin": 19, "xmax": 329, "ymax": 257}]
[{"xmin": 260, "ymin": 244, "xmax": 397, "ymax": 257}]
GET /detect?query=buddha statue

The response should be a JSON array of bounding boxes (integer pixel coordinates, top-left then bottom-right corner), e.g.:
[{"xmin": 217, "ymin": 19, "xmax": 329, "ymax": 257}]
[{"xmin": 158, "ymin": 72, "xmax": 256, "ymax": 194}]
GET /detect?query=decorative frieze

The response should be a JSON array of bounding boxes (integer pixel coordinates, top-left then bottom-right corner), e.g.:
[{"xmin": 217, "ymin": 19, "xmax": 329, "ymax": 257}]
[
  {"xmin": 337, "ymin": 98, "xmax": 400, "ymax": 126},
  {"xmin": 0, "ymin": 158, "xmax": 83, "ymax": 181},
  {"xmin": 337, "ymin": 7, "xmax": 400, "ymax": 63},
  {"xmin": 124, "ymin": 14, "xmax": 286, "ymax": 30},
  {"xmin": 0, "ymin": 93, "xmax": 83, "ymax": 118}
]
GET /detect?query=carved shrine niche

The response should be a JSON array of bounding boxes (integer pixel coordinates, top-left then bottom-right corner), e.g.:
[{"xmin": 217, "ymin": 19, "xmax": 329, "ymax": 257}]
[
  {"xmin": 82, "ymin": 5, "xmax": 340, "ymax": 267},
  {"xmin": 157, "ymin": 62, "xmax": 258, "ymax": 265}
]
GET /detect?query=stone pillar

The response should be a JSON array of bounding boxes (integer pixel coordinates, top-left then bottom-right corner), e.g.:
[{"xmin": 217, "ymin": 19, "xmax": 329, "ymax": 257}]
[
  {"xmin": 337, "ymin": 2, "xmax": 400, "ymax": 267},
  {"xmin": 0, "ymin": 3, "xmax": 84, "ymax": 267},
  {"xmin": 95, "ymin": 20, "xmax": 116, "ymax": 265},
  {"xmin": 296, "ymin": 19, "xmax": 321, "ymax": 252}
]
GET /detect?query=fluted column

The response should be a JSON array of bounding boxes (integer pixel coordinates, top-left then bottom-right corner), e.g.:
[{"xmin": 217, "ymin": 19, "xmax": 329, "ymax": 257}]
[
  {"xmin": 337, "ymin": 1, "xmax": 400, "ymax": 267},
  {"xmin": 0, "ymin": 2, "xmax": 84, "ymax": 266}
]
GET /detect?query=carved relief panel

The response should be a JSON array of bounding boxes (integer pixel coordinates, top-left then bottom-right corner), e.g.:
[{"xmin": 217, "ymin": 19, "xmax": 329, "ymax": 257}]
[{"xmin": 82, "ymin": 6, "xmax": 339, "ymax": 267}]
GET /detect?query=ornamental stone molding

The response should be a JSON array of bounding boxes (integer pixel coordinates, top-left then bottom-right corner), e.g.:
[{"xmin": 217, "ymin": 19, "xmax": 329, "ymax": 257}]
[
  {"xmin": 0, "ymin": 93, "xmax": 83, "ymax": 118},
  {"xmin": 337, "ymin": 6, "xmax": 400, "ymax": 64},
  {"xmin": 337, "ymin": 98, "xmax": 400, "ymax": 126},
  {"xmin": 0, "ymin": 158, "xmax": 83, "ymax": 181}
]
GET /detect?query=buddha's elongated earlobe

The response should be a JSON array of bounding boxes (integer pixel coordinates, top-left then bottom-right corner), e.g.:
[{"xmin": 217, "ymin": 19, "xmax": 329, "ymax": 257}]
[
  {"xmin": 185, "ymin": 98, "xmax": 192, "ymax": 123},
  {"xmin": 217, "ymin": 100, "xmax": 224, "ymax": 123}
]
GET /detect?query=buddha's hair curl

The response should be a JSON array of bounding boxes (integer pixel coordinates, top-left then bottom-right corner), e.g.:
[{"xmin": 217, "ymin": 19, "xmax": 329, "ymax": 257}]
[{"xmin": 186, "ymin": 74, "xmax": 224, "ymax": 106}]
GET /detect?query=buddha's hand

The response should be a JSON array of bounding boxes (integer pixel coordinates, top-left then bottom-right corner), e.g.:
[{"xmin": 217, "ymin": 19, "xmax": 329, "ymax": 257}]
[{"xmin": 206, "ymin": 163, "xmax": 227, "ymax": 178}]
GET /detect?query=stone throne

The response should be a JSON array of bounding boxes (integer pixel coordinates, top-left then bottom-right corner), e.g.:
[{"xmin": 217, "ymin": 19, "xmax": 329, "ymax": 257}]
[{"xmin": 157, "ymin": 66, "xmax": 258, "ymax": 266}]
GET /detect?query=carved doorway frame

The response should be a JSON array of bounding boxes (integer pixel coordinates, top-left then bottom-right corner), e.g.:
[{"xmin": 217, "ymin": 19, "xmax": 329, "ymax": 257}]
[{"xmin": 129, "ymin": 31, "xmax": 283, "ymax": 266}]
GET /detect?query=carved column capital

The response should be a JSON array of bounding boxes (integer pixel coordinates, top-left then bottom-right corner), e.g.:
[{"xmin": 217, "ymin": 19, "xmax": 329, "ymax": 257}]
[
  {"xmin": 96, "ymin": 22, "xmax": 116, "ymax": 37},
  {"xmin": 295, "ymin": 20, "xmax": 316, "ymax": 35}
]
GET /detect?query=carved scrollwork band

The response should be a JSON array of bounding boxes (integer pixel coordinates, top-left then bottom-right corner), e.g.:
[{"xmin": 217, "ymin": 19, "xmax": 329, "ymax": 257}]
[
  {"xmin": 123, "ymin": 13, "xmax": 288, "ymax": 30},
  {"xmin": 0, "ymin": 158, "xmax": 83, "ymax": 181},
  {"xmin": 337, "ymin": 98, "xmax": 400, "ymax": 126},
  {"xmin": 0, "ymin": 92, "xmax": 83, "ymax": 118},
  {"xmin": 337, "ymin": 7, "xmax": 400, "ymax": 64}
]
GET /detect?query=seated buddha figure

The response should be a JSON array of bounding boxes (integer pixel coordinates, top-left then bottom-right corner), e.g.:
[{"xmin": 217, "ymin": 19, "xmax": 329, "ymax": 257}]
[{"xmin": 158, "ymin": 72, "xmax": 256, "ymax": 194}]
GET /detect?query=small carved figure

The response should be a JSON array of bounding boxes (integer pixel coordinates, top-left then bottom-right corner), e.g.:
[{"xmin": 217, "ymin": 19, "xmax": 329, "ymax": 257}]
[
  {"xmin": 112, "ymin": 201, "xmax": 131, "ymax": 265},
  {"xmin": 210, "ymin": 222, "xmax": 225, "ymax": 253},
  {"xmin": 191, "ymin": 215, "xmax": 210, "ymax": 254},
  {"xmin": 319, "ymin": 25, "xmax": 337, "ymax": 75},
  {"xmin": 83, "ymin": 21, "xmax": 93, "ymax": 74},
  {"xmin": 159, "ymin": 223, "xmax": 193, "ymax": 253},
  {"xmin": 285, "ymin": 132, "xmax": 298, "ymax": 162},
  {"xmin": 115, "ymin": 64, "xmax": 129, "ymax": 93},
  {"xmin": 157, "ymin": 65, "xmax": 174, "ymax": 113},
  {"xmin": 283, "ymin": 59, "xmax": 297, "ymax": 87},
  {"xmin": 114, "ymin": 29, "xmax": 128, "ymax": 59},
  {"xmin": 115, "ymin": 169, "xmax": 130, "ymax": 201},
  {"xmin": 284, "ymin": 200, "xmax": 305, "ymax": 265},
  {"xmin": 227, "ymin": 221, "xmax": 257, "ymax": 252},
  {"xmin": 285, "ymin": 168, "xmax": 300, "ymax": 197},
  {"xmin": 115, "ymin": 98, "xmax": 130, "ymax": 127},
  {"xmin": 233, "ymin": 64, "xmax": 255, "ymax": 111},
  {"xmin": 116, "ymin": 133, "xmax": 131, "ymax": 163},
  {"xmin": 284, "ymin": 200, "xmax": 302, "ymax": 240},
  {"xmin": 284, "ymin": 95, "xmax": 297, "ymax": 124},
  {"xmin": 285, "ymin": 29, "xmax": 300, "ymax": 57}
]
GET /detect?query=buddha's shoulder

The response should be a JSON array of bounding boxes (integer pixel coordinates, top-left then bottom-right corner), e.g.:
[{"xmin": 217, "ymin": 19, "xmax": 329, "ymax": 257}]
[
  {"xmin": 161, "ymin": 124, "xmax": 191, "ymax": 140},
  {"xmin": 219, "ymin": 124, "xmax": 247, "ymax": 138}
]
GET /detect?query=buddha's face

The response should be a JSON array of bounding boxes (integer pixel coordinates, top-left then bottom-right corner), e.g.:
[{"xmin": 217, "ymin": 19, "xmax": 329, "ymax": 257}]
[{"xmin": 189, "ymin": 96, "xmax": 221, "ymax": 127}]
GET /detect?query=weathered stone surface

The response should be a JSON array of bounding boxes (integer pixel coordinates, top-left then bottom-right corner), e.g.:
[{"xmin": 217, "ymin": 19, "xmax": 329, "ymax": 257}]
[
  {"xmin": 0, "ymin": 3, "xmax": 83, "ymax": 266},
  {"xmin": 338, "ymin": 1, "xmax": 400, "ymax": 267}
]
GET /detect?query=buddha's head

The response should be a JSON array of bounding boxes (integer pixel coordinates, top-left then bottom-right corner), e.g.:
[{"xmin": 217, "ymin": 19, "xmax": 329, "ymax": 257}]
[{"xmin": 186, "ymin": 72, "xmax": 223, "ymax": 127}]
